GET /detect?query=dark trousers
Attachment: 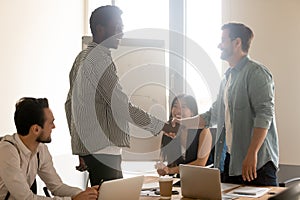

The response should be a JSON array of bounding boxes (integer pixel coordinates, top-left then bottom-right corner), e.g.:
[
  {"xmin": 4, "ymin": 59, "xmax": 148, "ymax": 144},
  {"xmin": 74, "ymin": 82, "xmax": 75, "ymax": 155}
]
[
  {"xmin": 221, "ymin": 152, "xmax": 278, "ymax": 186},
  {"xmin": 82, "ymin": 154, "xmax": 123, "ymax": 186}
]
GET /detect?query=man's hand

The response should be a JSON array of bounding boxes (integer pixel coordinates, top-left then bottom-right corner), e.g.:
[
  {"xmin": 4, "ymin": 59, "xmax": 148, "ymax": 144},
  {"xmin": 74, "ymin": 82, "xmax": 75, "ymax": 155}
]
[
  {"xmin": 76, "ymin": 156, "xmax": 87, "ymax": 172},
  {"xmin": 171, "ymin": 117, "xmax": 182, "ymax": 128},
  {"xmin": 242, "ymin": 128, "xmax": 268, "ymax": 182},
  {"xmin": 72, "ymin": 187, "xmax": 98, "ymax": 200},
  {"xmin": 157, "ymin": 167, "xmax": 169, "ymax": 176},
  {"xmin": 162, "ymin": 122, "xmax": 180, "ymax": 135},
  {"xmin": 242, "ymin": 151, "xmax": 257, "ymax": 182},
  {"xmin": 172, "ymin": 115, "xmax": 206, "ymax": 129},
  {"xmin": 155, "ymin": 161, "xmax": 169, "ymax": 176},
  {"xmin": 163, "ymin": 132, "xmax": 176, "ymax": 139}
]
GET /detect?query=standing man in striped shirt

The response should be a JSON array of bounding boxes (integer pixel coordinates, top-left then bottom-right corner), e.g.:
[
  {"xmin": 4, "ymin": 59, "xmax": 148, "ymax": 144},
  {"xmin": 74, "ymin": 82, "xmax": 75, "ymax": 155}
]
[{"xmin": 65, "ymin": 5, "xmax": 177, "ymax": 186}]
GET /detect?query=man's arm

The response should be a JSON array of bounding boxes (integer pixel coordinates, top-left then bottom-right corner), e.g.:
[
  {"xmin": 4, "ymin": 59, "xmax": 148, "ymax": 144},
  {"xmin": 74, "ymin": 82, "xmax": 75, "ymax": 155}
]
[
  {"xmin": 37, "ymin": 145, "xmax": 83, "ymax": 198},
  {"xmin": 0, "ymin": 144, "xmax": 35, "ymax": 200},
  {"xmin": 243, "ymin": 66, "xmax": 275, "ymax": 181},
  {"xmin": 84, "ymin": 57, "xmax": 166, "ymax": 135},
  {"xmin": 172, "ymin": 115, "xmax": 206, "ymax": 129},
  {"xmin": 242, "ymin": 128, "xmax": 268, "ymax": 182},
  {"xmin": 0, "ymin": 143, "xmax": 84, "ymax": 200},
  {"xmin": 38, "ymin": 145, "xmax": 98, "ymax": 199}
]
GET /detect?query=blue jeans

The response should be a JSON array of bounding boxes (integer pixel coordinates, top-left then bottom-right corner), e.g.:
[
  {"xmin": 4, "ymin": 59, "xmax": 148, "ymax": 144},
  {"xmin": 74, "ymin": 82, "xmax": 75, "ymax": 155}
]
[{"xmin": 221, "ymin": 153, "xmax": 278, "ymax": 186}]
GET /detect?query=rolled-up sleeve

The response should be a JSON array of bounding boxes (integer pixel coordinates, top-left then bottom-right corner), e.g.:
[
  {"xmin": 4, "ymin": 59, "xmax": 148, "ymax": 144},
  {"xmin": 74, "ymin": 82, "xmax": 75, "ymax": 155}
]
[{"xmin": 248, "ymin": 67, "xmax": 274, "ymax": 129}]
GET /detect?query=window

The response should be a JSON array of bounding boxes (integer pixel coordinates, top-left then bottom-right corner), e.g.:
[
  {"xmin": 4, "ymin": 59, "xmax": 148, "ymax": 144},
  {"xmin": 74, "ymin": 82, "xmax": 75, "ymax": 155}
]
[
  {"xmin": 185, "ymin": 0, "xmax": 222, "ymax": 113},
  {"xmin": 87, "ymin": 0, "xmax": 169, "ymax": 33},
  {"xmin": 86, "ymin": 1, "xmax": 222, "ymax": 166},
  {"xmin": 87, "ymin": 1, "xmax": 221, "ymax": 113}
]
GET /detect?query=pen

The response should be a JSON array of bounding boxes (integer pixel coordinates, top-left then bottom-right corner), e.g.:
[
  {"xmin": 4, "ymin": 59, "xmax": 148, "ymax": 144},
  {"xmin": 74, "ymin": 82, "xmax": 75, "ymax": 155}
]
[
  {"xmin": 97, "ymin": 179, "xmax": 104, "ymax": 190},
  {"xmin": 233, "ymin": 191, "xmax": 256, "ymax": 196}
]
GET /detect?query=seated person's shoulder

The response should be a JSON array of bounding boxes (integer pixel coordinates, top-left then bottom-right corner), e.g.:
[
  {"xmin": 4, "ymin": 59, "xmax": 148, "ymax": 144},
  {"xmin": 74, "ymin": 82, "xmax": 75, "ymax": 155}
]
[
  {"xmin": 37, "ymin": 143, "xmax": 50, "ymax": 155},
  {"xmin": 0, "ymin": 135, "xmax": 17, "ymax": 151},
  {"xmin": 0, "ymin": 138, "xmax": 19, "ymax": 166}
]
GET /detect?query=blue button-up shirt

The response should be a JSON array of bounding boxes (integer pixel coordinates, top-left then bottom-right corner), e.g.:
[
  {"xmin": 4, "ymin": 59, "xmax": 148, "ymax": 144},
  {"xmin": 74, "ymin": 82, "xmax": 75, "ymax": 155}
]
[{"xmin": 201, "ymin": 56, "xmax": 279, "ymax": 176}]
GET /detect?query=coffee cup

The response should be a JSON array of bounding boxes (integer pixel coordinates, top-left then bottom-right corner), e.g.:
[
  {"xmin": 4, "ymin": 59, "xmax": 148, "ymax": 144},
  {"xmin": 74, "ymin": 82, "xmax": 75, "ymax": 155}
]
[{"xmin": 158, "ymin": 176, "xmax": 173, "ymax": 199}]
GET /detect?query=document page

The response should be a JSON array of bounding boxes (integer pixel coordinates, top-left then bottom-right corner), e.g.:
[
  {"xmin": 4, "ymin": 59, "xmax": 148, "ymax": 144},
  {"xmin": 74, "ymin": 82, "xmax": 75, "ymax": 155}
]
[{"xmin": 227, "ymin": 186, "xmax": 270, "ymax": 198}]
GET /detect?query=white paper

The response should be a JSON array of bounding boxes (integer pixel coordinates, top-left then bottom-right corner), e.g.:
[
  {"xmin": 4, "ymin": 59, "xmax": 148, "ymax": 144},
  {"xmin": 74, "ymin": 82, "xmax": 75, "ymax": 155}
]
[
  {"xmin": 227, "ymin": 186, "xmax": 270, "ymax": 198},
  {"xmin": 140, "ymin": 190, "xmax": 160, "ymax": 197},
  {"xmin": 221, "ymin": 183, "xmax": 240, "ymax": 192}
]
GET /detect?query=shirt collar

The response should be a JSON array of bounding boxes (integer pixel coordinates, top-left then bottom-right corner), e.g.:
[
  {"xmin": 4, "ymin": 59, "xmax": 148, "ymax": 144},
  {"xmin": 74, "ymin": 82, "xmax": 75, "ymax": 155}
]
[
  {"xmin": 233, "ymin": 55, "xmax": 249, "ymax": 72},
  {"xmin": 88, "ymin": 42, "xmax": 111, "ymax": 56},
  {"xmin": 14, "ymin": 133, "xmax": 38, "ymax": 156},
  {"xmin": 87, "ymin": 42, "xmax": 98, "ymax": 48},
  {"xmin": 224, "ymin": 55, "xmax": 249, "ymax": 79}
]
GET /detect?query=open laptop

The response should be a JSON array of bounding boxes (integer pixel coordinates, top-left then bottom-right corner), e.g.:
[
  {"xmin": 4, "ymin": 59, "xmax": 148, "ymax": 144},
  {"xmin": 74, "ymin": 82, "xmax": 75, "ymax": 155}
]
[
  {"xmin": 98, "ymin": 175, "xmax": 144, "ymax": 200},
  {"xmin": 179, "ymin": 164, "xmax": 231, "ymax": 200}
]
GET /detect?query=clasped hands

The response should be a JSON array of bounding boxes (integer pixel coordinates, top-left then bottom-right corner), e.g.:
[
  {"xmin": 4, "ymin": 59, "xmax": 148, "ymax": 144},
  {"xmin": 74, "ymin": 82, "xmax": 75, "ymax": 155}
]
[{"xmin": 162, "ymin": 118, "xmax": 182, "ymax": 139}]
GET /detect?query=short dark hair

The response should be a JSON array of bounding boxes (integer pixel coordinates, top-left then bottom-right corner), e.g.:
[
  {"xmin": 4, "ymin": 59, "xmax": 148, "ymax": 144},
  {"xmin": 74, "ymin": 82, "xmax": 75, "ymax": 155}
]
[
  {"xmin": 89, "ymin": 5, "xmax": 123, "ymax": 36},
  {"xmin": 14, "ymin": 97, "xmax": 49, "ymax": 136},
  {"xmin": 221, "ymin": 22, "xmax": 254, "ymax": 53},
  {"xmin": 168, "ymin": 94, "xmax": 198, "ymax": 121}
]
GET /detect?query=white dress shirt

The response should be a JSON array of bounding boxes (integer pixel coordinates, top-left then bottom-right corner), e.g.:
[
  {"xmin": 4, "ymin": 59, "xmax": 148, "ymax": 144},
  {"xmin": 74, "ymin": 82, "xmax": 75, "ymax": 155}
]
[{"xmin": 0, "ymin": 134, "xmax": 82, "ymax": 200}]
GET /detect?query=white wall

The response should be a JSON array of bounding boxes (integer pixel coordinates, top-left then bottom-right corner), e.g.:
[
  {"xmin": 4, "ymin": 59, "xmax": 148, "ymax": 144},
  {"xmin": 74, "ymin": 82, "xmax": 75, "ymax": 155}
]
[
  {"xmin": 222, "ymin": 0, "xmax": 300, "ymax": 165},
  {"xmin": 0, "ymin": 0, "xmax": 86, "ymax": 188}
]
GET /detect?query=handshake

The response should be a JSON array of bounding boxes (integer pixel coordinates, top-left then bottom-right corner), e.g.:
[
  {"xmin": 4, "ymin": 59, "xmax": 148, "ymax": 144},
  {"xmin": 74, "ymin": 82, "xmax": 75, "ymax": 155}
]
[
  {"xmin": 161, "ymin": 119, "xmax": 181, "ymax": 139},
  {"xmin": 162, "ymin": 115, "xmax": 205, "ymax": 138}
]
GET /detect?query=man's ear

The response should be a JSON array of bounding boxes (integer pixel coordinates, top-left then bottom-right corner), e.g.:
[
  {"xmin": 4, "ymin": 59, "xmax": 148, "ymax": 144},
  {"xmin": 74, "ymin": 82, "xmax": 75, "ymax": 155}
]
[
  {"xmin": 96, "ymin": 24, "xmax": 105, "ymax": 35},
  {"xmin": 234, "ymin": 37, "xmax": 242, "ymax": 49},
  {"xmin": 30, "ymin": 124, "xmax": 41, "ymax": 135}
]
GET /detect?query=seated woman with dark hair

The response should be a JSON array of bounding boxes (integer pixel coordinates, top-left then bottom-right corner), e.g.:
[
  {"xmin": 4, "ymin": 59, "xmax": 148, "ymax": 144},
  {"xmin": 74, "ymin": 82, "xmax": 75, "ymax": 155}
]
[{"xmin": 157, "ymin": 94, "xmax": 213, "ymax": 177}]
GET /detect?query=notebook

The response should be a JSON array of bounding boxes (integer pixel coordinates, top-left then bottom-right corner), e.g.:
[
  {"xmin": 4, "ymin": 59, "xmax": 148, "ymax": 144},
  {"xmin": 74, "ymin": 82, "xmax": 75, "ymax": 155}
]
[
  {"xmin": 179, "ymin": 164, "xmax": 223, "ymax": 200},
  {"xmin": 98, "ymin": 175, "xmax": 144, "ymax": 200}
]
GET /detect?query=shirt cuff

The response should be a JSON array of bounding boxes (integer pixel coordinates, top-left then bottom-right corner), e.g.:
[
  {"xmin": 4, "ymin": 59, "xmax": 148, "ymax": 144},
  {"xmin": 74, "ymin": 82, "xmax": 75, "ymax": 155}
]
[
  {"xmin": 149, "ymin": 117, "xmax": 165, "ymax": 136},
  {"xmin": 253, "ymin": 118, "xmax": 272, "ymax": 129},
  {"xmin": 200, "ymin": 114, "xmax": 210, "ymax": 128}
]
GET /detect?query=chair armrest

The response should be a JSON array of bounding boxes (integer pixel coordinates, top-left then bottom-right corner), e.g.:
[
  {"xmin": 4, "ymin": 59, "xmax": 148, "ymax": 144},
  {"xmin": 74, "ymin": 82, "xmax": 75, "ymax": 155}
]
[{"xmin": 279, "ymin": 177, "xmax": 300, "ymax": 187}]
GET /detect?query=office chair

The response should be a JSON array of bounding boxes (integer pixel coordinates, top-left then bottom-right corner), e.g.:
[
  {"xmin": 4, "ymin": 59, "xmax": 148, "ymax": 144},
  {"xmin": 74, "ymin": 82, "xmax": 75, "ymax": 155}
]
[
  {"xmin": 269, "ymin": 182, "xmax": 300, "ymax": 200},
  {"xmin": 279, "ymin": 177, "xmax": 300, "ymax": 187}
]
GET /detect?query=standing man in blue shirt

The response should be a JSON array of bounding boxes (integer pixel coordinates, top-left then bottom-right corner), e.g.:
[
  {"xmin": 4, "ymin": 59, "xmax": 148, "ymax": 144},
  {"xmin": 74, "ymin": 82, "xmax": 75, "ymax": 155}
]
[{"xmin": 173, "ymin": 22, "xmax": 279, "ymax": 186}]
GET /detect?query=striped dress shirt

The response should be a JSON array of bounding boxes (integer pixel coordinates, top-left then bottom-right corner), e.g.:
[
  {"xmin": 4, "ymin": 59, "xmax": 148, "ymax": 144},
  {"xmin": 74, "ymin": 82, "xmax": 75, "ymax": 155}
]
[{"xmin": 65, "ymin": 42, "xmax": 165, "ymax": 155}]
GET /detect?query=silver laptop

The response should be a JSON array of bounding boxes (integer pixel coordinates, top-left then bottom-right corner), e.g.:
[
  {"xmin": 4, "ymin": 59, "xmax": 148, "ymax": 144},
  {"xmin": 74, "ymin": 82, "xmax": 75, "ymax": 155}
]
[
  {"xmin": 179, "ymin": 164, "xmax": 222, "ymax": 200},
  {"xmin": 98, "ymin": 175, "xmax": 144, "ymax": 200}
]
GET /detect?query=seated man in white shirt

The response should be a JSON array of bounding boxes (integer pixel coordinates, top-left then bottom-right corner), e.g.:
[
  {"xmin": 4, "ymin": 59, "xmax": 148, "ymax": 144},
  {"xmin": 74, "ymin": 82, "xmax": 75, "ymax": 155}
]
[{"xmin": 0, "ymin": 97, "xmax": 98, "ymax": 200}]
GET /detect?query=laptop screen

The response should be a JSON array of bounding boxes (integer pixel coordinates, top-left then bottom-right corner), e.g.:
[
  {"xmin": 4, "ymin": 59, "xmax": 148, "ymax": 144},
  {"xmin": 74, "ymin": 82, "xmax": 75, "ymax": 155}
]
[{"xmin": 98, "ymin": 175, "xmax": 144, "ymax": 200}]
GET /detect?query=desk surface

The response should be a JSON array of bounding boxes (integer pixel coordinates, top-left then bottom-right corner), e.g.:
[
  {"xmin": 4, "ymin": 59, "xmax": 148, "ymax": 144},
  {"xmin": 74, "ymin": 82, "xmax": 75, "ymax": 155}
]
[{"xmin": 140, "ymin": 176, "xmax": 285, "ymax": 200}]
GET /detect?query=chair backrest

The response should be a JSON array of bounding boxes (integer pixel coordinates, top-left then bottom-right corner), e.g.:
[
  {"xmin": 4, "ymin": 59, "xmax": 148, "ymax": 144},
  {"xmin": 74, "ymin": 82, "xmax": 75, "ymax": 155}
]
[{"xmin": 269, "ymin": 183, "xmax": 300, "ymax": 200}]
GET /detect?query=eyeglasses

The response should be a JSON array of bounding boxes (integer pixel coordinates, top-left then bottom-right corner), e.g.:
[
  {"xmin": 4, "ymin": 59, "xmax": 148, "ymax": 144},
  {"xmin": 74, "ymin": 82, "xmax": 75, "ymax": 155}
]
[{"xmin": 220, "ymin": 37, "xmax": 237, "ymax": 44}]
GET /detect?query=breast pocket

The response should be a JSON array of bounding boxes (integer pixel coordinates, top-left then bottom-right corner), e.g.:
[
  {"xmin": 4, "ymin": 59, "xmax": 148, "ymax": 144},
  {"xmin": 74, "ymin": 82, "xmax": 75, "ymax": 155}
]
[{"xmin": 231, "ymin": 84, "xmax": 250, "ymax": 110}]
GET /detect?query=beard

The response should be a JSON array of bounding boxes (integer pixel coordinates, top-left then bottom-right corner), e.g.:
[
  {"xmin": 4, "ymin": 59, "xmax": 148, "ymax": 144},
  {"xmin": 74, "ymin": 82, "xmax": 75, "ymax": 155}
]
[
  {"xmin": 102, "ymin": 32, "xmax": 121, "ymax": 49},
  {"xmin": 220, "ymin": 47, "xmax": 233, "ymax": 61},
  {"xmin": 36, "ymin": 130, "xmax": 51, "ymax": 143}
]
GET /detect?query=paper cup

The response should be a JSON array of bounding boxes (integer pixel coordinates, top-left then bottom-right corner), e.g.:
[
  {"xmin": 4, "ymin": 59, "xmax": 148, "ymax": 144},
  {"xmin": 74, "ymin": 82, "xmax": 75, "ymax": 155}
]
[{"xmin": 159, "ymin": 176, "xmax": 173, "ymax": 199}]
